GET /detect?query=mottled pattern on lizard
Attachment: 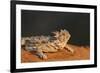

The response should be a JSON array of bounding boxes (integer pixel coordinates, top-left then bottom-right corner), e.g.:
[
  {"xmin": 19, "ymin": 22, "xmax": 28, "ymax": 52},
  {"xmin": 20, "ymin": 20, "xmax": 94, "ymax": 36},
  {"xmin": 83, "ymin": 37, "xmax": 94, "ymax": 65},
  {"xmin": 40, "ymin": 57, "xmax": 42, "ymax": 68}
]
[{"xmin": 21, "ymin": 29, "xmax": 74, "ymax": 59}]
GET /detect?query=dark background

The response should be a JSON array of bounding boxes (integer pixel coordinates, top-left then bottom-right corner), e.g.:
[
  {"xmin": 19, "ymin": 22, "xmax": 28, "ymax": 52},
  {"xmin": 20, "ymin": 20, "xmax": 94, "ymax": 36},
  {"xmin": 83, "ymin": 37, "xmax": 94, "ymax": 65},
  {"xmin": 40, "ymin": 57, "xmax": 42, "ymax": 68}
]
[{"xmin": 21, "ymin": 10, "xmax": 90, "ymax": 45}]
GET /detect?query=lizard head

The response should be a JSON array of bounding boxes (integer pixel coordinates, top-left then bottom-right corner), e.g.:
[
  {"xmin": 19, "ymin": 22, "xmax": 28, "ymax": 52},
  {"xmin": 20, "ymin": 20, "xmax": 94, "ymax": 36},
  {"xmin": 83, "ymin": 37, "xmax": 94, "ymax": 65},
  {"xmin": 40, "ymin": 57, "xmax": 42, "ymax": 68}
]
[{"xmin": 52, "ymin": 29, "xmax": 71, "ymax": 43}]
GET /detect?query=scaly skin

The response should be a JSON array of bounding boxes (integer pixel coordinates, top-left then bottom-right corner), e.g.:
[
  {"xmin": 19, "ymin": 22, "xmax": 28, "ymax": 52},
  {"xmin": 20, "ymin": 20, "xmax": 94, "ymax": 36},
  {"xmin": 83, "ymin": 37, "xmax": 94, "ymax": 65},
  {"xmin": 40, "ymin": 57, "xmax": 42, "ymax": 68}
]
[{"xmin": 21, "ymin": 29, "xmax": 74, "ymax": 59}]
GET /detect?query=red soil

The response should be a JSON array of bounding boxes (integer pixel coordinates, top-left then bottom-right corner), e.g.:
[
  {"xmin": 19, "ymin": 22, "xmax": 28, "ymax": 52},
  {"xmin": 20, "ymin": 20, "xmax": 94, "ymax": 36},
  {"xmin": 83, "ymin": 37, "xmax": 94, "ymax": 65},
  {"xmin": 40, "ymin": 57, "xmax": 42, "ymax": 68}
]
[{"xmin": 21, "ymin": 44, "xmax": 90, "ymax": 63}]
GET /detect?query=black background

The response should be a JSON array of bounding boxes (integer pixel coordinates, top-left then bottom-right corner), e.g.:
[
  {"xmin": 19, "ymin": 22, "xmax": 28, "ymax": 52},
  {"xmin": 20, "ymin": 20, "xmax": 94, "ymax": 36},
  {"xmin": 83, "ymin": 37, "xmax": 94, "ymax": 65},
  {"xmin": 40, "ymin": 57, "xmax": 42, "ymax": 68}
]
[{"xmin": 21, "ymin": 10, "xmax": 90, "ymax": 45}]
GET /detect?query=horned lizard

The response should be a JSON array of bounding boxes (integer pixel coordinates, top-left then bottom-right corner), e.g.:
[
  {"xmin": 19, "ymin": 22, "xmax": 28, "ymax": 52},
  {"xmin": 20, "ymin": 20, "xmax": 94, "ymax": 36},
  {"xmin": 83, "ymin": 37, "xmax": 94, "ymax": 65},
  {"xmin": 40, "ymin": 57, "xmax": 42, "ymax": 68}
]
[{"xmin": 21, "ymin": 29, "xmax": 74, "ymax": 59}]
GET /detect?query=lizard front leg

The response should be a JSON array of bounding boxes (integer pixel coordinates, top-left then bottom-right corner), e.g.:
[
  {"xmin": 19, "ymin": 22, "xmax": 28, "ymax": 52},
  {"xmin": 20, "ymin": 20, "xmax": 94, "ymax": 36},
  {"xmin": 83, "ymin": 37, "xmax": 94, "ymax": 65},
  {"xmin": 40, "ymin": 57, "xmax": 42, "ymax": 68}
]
[{"xmin": 64, "ymin": 45, "xmax": 74, "ymax": 54}]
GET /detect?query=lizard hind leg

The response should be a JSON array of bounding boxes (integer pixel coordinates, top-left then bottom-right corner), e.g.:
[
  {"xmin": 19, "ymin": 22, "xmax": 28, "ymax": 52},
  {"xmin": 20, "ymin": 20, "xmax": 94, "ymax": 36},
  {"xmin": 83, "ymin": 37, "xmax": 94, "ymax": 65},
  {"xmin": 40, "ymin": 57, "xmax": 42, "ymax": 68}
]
[{"xmin": 36, "ymin": 49, "xmax": 47, "ymax": 60}]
